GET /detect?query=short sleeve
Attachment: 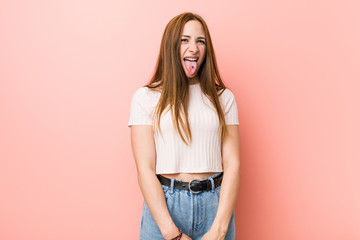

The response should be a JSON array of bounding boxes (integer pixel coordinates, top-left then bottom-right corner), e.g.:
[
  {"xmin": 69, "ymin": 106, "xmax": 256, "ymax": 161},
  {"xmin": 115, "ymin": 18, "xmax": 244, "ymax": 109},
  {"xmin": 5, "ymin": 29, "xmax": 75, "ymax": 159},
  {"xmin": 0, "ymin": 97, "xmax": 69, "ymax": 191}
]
[
  {"xmin": 128, "ymin": 88, "xmax": 153, "ymax": 127},
  {"xmin": 223, "ymin": 89, "xmax": 239, "ymax": 125}
]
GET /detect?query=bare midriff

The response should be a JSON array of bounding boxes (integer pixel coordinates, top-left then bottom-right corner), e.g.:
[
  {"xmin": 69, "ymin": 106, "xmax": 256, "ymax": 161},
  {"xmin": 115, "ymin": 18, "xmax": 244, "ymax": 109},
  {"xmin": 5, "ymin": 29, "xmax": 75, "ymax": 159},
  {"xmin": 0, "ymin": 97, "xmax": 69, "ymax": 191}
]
[{"xmin": 159, "ymin": 172, "xmax": 219, "ymax": 182}]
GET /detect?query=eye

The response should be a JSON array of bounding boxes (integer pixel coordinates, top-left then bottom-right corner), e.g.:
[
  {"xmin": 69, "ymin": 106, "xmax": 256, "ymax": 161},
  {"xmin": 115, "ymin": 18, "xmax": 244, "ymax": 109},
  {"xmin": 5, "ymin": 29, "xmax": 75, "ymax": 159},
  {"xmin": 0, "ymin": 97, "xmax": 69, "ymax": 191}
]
[
  {"xmin": 198, "ymin": 40, "xmax": 206, "ymax": 44},
  {"xmin": 181, "ymin": 39, "xmax": 188, "ymax": 42}
]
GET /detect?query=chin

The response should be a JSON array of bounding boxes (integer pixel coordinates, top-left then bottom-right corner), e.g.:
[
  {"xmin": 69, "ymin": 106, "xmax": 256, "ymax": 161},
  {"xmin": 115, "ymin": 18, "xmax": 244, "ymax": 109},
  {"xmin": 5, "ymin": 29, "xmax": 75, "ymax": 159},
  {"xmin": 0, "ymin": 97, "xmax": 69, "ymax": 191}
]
[{"xmin": 186, "ymin": 73, "xmax": 197, "ymax": 79}]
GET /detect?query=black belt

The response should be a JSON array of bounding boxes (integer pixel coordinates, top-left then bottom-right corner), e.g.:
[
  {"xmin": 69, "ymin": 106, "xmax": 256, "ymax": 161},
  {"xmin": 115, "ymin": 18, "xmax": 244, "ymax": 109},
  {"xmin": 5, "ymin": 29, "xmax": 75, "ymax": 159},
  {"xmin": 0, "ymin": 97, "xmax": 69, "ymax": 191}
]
[{"xmin": 157, "ymin": 172, "xmax": 223, "ymax": 194}]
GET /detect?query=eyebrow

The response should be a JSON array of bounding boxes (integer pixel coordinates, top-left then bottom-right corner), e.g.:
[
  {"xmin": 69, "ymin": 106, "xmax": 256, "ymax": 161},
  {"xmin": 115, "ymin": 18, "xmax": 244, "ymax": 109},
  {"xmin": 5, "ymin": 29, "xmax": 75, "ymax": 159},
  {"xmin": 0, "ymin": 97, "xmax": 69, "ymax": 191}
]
[{"xmin": 182, "ymin": 35, "xmax": 206, "ymax": 40}]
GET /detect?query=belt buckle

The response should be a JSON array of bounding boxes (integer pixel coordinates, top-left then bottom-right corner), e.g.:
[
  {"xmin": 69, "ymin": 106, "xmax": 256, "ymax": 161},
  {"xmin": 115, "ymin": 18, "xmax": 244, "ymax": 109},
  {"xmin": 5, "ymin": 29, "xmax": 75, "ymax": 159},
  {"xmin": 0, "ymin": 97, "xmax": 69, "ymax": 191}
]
[{"xmin": 188, "ymin": 179, "xmax": 201, "ymax": 194}]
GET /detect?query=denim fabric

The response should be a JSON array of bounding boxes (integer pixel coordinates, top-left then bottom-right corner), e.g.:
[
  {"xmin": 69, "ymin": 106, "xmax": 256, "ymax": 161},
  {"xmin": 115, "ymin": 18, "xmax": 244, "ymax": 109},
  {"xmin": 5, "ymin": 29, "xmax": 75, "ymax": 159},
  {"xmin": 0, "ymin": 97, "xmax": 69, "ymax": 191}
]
[{"xmin": 139, "ymin": 172, "xmax": 235, "ymax": 240}]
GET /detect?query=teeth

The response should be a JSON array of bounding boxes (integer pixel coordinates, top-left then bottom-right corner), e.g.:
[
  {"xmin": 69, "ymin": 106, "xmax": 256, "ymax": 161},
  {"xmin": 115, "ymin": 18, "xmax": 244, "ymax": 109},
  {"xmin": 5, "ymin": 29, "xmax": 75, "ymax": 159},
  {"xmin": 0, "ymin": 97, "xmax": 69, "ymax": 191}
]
[{"xmin": 184, "ymin": 58, "xmax": 198, "ymax": 61}]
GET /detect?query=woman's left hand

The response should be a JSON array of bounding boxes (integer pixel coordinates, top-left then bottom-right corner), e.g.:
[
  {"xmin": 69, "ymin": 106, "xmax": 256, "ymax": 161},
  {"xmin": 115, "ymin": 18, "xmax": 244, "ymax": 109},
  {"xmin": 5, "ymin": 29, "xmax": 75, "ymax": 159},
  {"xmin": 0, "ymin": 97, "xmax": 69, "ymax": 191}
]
[{"xmin": 200, "ymin": 228, "xmax": 226, "ymax": 240}]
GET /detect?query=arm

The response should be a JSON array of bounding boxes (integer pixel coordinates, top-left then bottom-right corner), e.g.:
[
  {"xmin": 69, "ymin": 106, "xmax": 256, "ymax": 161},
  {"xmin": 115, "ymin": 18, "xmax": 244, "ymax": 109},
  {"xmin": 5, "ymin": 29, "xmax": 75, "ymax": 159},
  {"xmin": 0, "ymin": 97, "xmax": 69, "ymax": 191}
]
[
  {"xmin": 206, "ymin": 125, "xmax": 241, "ymax": 238},
  {"xmin": 130, "ymin": 125, "xmax": 189, "ymax": 239}
]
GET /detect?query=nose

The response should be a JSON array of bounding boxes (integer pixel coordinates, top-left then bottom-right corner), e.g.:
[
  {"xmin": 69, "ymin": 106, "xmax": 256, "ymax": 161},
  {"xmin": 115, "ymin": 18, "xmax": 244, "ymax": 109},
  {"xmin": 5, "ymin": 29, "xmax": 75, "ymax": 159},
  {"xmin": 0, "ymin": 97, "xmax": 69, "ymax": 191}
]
[{"xmin": 188, "ymin": 40, "xmax": 199, "ymax": 53}]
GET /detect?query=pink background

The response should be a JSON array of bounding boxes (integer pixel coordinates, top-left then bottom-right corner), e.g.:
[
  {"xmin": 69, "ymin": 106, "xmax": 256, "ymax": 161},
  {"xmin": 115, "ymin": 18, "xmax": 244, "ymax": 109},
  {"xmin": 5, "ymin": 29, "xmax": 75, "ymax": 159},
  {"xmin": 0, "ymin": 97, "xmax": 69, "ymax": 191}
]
[{"xmin": 1, "ymin": 0, "xmax": 359, "ymax": 239}]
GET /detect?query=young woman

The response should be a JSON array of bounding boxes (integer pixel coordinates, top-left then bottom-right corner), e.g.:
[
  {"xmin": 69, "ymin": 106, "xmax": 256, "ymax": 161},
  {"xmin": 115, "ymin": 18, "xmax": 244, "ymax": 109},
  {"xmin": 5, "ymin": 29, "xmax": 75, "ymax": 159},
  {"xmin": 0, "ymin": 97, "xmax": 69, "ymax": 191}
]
[{"xmin": 128, "ymin": 12, "xmax": 241, "ymax": 240}]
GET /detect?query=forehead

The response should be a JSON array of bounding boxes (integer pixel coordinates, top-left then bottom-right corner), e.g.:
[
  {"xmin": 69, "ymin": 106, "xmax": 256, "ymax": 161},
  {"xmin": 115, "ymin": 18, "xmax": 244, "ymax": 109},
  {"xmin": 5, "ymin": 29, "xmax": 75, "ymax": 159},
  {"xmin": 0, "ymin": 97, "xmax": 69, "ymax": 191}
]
[{"xmin": 182, "ymin": 20, "xmax": 205, "ymax": 35}]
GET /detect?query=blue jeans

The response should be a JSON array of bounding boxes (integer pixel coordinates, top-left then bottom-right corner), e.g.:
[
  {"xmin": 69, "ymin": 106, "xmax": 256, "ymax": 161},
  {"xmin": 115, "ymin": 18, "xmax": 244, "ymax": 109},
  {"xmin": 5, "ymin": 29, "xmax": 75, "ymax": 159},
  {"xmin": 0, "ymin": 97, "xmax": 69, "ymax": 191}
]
[{"xmin": 139, "ymin": 172, "xmax": 236, "ymax": 240}]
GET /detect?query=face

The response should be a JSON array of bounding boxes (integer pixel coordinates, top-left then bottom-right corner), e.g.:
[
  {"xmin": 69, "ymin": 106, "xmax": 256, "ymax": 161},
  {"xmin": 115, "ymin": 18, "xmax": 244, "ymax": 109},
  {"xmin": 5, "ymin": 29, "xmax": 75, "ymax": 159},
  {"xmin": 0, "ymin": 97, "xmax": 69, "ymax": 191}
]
[{"xmin": 179, "ymin": 20, "xmax": 206, "ymax": 80}]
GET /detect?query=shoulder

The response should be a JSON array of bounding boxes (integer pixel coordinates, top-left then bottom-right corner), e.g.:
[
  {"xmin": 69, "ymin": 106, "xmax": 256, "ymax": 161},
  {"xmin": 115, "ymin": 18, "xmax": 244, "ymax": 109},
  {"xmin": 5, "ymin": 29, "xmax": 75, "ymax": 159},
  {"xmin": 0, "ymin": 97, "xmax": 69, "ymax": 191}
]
[
  {"xmin": 217, "ymin": 87, "xmax": 238, "ymax": 113},
  {"xmin": 132, "ymin": 86, "xmax": 150, "ymax": 98},
  {"xmin": 218, "ymin": 87, "xmax": 236, "ymax": 102},
  {"xmin": 131, "ymin": 86, "xmax": 160, "ymax": 102}
]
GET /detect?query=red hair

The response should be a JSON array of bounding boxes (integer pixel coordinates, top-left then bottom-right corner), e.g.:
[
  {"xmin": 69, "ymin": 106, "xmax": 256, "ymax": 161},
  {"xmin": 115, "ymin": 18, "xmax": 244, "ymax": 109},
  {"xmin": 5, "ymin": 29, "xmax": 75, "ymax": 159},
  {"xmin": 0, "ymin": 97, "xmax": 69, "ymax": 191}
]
[{"xmin": 146, "ymin": 12, "xmax": 228, "ymax": 145}]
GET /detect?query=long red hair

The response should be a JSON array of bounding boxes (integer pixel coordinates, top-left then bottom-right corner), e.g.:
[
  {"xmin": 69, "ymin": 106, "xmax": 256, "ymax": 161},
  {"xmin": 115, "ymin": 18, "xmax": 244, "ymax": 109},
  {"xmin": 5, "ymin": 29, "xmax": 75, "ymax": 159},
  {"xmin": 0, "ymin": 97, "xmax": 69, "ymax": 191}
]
[{"xmin": 145, "ymin": 12, "xmax": 228, "ymax": 145}]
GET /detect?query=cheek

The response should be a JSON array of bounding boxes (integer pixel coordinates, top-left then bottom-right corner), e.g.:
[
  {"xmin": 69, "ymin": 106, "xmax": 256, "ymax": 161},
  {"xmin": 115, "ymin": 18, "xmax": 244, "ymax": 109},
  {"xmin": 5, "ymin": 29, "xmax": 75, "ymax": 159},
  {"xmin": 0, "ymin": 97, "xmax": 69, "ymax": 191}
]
[
  {"xmin": 201, "ymin": 49, "xmax": 206, "ymax": 62},
  {"xmin": 180, "ymin": 46, "xmax": 185, "ymax": 55},
  {"xmin": 201, "ymin": 47, "xmax": 206, "ymax": 57}
]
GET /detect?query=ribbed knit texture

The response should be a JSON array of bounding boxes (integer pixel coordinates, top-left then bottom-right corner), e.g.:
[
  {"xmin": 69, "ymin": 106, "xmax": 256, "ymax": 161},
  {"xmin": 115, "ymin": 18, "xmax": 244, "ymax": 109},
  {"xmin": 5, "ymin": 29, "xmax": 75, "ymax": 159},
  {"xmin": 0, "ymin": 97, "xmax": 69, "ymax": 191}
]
[{"xmin": 128, "ymin": 82, "xmax": 239, "ymax": 174}]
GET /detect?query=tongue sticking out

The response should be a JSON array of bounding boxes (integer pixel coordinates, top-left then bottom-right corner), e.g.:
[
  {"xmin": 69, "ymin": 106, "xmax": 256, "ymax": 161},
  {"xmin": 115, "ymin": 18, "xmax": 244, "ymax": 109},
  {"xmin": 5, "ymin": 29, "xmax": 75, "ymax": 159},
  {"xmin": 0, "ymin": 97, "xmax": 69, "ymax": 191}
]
[{"xmin": 185, "ymin": 60, "xmax": 197, "ymax": 75}]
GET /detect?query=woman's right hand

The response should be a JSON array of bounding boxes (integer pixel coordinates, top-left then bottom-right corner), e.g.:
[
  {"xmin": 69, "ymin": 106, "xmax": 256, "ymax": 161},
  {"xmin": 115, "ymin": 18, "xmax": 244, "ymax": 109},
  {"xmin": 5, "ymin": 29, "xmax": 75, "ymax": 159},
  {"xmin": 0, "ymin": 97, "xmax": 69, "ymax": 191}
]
[{"xmin": 180, "ymin": 233, "xmax": 192, "ymax": 240}]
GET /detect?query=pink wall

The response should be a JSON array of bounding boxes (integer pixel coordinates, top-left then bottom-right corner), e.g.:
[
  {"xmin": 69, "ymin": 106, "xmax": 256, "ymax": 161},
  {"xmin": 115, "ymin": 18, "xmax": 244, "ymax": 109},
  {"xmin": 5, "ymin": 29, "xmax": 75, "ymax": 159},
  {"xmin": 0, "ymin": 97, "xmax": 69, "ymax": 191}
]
[{"xmin": 0, "ymin": 0, "xmax": 359, "ymax": 239}]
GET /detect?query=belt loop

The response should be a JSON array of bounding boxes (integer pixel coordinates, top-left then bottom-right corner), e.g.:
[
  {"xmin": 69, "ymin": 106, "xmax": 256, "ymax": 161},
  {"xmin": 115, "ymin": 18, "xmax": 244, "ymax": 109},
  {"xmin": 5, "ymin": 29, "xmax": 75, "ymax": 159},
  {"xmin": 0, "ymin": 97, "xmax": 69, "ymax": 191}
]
[
  {"xmin": 209, "ymin": 177, "xmax": 215, "ymax": 192},
  {"xmin": 170, "ymin": 179, "xmax": 175, "ymax": 193}
]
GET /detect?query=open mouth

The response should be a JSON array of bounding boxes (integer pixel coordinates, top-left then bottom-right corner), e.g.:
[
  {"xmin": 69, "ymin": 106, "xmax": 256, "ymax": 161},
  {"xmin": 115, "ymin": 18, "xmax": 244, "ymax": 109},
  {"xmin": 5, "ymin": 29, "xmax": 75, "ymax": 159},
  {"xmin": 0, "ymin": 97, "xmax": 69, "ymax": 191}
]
[{"xmin": 183, "ymin": 57, "xmax": 198, "ymax": 62}]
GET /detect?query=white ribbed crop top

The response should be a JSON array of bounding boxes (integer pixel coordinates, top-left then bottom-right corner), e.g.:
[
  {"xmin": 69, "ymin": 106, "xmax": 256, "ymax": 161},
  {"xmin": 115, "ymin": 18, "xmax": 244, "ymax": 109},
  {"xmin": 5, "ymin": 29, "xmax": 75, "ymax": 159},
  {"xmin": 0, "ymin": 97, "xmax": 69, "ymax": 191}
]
[{"xmin": 128, "ymin": 82, "xmax": 239, "ymax": 174}]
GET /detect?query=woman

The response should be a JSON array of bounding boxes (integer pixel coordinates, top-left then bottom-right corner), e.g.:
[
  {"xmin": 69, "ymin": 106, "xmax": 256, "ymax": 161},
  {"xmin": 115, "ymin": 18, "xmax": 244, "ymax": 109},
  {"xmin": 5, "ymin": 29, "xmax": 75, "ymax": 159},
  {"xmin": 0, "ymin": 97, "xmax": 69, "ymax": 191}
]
[{"xmin": 128, "ymin": 12, "xmax": 241, "ymax": 240}]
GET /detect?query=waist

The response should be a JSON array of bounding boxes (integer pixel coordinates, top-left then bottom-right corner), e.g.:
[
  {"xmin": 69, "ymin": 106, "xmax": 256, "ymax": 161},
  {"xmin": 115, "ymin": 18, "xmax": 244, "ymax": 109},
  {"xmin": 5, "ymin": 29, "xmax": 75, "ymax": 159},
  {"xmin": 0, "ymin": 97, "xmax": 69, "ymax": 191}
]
[
  {"xmin": 158, "ymin": 172, "xmax": 220, "ymax": 182},
  {"xmin": 157, "ymin": 172, "xmax": 223, "ymax": 193}
]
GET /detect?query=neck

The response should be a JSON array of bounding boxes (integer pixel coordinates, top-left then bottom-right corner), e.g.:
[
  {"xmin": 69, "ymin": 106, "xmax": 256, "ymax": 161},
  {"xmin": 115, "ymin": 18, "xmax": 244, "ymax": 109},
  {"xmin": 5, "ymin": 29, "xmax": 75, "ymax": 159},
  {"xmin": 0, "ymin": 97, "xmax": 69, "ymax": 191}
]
[{"xmin": 187, "ymin": 76, "xmax": 200, "ymax": 85}]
